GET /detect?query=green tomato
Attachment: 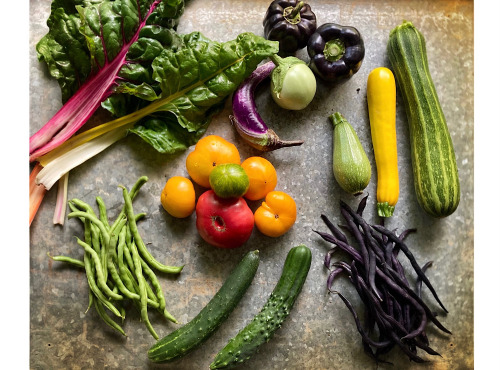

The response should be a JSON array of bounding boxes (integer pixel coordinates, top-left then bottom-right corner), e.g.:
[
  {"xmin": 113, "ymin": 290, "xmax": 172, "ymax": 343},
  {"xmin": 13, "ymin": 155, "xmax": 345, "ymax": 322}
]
[
  {"xmin": 209, "ymin": 163, "xmax": 250, "ymax": 198},
  {"xmin": 270, "ymin": 56, "xmax": 317, "ymax": 111}
]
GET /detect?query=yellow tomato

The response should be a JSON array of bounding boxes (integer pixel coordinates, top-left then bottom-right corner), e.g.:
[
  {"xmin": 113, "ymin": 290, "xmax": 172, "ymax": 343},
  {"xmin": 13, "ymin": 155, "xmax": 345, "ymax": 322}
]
[
  {"xmin": 160, "ymin": 176, "xmax": 196, "ymax": 218},
  {"xmin": 186, "ymin": 135, "xmax": 241, "ymax": 188},
  {"xmin": 241, "ymin": 156, "xmax": 278, "ymax": 201},
  {"xmin": 254, "ymin": 191, "xmax": 297, "ymax": 237}
]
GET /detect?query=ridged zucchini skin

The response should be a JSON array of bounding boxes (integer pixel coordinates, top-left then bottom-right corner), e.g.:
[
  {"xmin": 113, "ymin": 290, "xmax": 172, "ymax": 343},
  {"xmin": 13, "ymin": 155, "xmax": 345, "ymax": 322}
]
[
  {"xmin": 387, "ymin": 21, "xmax": 460, "ymax": 218},
  {"xmin": 209, "ymin": 245, "xmax": 312, "ymax": 369},
  {"xmin": 147, "ymin": 250, "xmax": 260, "ymax": 363}
]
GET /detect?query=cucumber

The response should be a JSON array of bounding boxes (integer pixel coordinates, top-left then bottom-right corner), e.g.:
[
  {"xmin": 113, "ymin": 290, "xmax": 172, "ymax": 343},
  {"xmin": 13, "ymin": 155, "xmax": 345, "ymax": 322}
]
[
  {"xmin": 387, "ymin": 21, "xmax": 460, "ymax": 218},
  {"xmin": 147, "ymin": 250, "xmax": 260, "ymax": 363},
  {"xmin": 210, "ymin": 245, "xmax": 312, "ymax": 369}
]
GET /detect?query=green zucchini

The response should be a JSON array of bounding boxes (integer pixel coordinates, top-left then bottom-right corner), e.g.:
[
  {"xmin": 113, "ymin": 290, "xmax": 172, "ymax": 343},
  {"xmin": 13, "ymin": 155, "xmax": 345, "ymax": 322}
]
[
  {"xmin": 330, "ymin": 112, "xmax": 372, "ymax": 196},
  {"xmin": 387, "ymin": 21, "xmax": 460, "ymax": 218},
  {"xmin": 147, "ymin": 250, "xmax": 260, "ymax": 363},
  {"xmin": 210, "ymin": 245, "xmax": 312, "ymax": 369}
]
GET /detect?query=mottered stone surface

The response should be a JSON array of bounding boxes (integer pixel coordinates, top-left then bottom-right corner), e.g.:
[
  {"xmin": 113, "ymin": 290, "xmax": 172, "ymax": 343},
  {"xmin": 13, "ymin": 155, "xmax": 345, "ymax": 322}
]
[{"xmin": 30, "ymin": 0, "xmax": 473, "ymax": 369}]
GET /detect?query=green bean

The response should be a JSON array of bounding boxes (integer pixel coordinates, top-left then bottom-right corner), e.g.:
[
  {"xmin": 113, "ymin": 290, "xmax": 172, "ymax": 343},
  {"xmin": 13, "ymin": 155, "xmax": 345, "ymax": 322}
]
[
  {"xmin": 114, "ymin": 264, "xmax": 160, "ymax": 308},
  {"xmin": 129, "ymin": 176, "xmax": 149, "ymax": 198},
  {"xmin": 89, "ymin": 223, "xmax": 102, "ymax": 256},
  {"xmin": 106, "ymin": 218, "xmax": 128, "ymax": 284},
  {"xmin": 60, "ymin": 177, "xmax": 184, "ymax": 338},
  {"xmin": 123, "ymin": 188, "xmax": 158, "ymax": 340},
  {"xmin": 94, "ymin": 296, "xmax": 126, "ymax": 336},
  {"xmin": 69, "ymin": 211, "xmax": 110, "ymax": 246},
  {"xmin": 109, "ymin": 215, "xmax": 127, "ymax": 241},
  {"xmin": 95, "ymin": 196, "xmax": 110, "ymax": 230},
  {"xmin": 69, "ymin": 200, "xmax": 101, "ymax": 254},
  {"xmin": 108, "ymin": 219, "xmax": 127, "ymax": 269},
  {"xmin": 47, "ymin": 253, "xmax": 85, "ymax": 268},
  {"xmin": 117, "ymin": 230, "xmax": 159, "ymax": 306},
  {"xmin": 134, "ymin": 212, "xmax": 147, "ymax": 222},
  {"xmin": 137, "ymin": 249, "xmax": 166, "ymax": 312},
  {"xmin": 124, "ymin": 237, "xmax": 159, "ymax": 304},
  {"xmin": 107, "ymin": 254, "xmax": 143, "ymax": 302},
  {"xmin": 68, "ymin": 201, "xmax": 86, "ymax": 223},
  {"xmin": 83, "ymin": 215, "xmax": 92, "ymax": 246},
  {"xmin": 82, "ymin": 251, "xmax": 122, "ymax": 318},
  {"xmin": 109, "ymin": 264, "xmax": 140, "ymax": 303},
  {"xmin": 121, "ymin": 264, "xmax": 140, "ymax": 296},
  {"xmin": 117, "ymin": 227, "xmax": 127, "ymax": 274},
  {"xmin": 75, "ymin": 237, "xmax": 122, "ymax": 301},
  {"xmin": 124, "ymin": 228, "xmax": 135, "ymax": 271},
  {"xmin": 120, "ymin": 185, "xmax": 183, "ymax": 274},
  {"xmin": 120, "ymin": 262, "xmax": 139, "ymax": 294},
  {"xmin": 69, "ymin": 211, "xmax": 112, "ymax": 282},
  {"xmin": 85, "ymin": 288, "xmax": 93, "ymax": 314},
  {"xmin": 140, "ymin": 257, "xmax": 177, "ymax": 323},
  {"xmin": 69, "ymin": 199, "xmax": 98, "ymax": 219},
  {"xmin": 108, "ymin": 176, "xmax": 149, "ymax": 232}
]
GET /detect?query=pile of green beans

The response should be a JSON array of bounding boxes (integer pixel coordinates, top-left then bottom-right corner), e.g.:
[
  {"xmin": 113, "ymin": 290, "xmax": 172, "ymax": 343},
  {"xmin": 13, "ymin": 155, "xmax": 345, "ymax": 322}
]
[{"xmin": 49, "ymin": 176, "xmax": 183, "ymax": 339}]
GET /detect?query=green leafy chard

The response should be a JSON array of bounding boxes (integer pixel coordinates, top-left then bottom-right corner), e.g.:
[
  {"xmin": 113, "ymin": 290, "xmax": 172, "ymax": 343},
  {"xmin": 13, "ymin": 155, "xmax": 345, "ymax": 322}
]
[
  {"xmin": 31, "ymin": 0, "xmax": 185, "ymax": 161},
  {"xmin": 130, "ymin": 32, "xmax": 280, "ymax": 153}
]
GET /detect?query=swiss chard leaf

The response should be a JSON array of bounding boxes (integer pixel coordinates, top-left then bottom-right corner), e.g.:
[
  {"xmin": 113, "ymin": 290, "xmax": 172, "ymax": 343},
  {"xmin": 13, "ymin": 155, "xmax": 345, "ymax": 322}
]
[
  {"xmin": 129, "ymin": 32, "xmax": 279, "ymax": 153},
  {"xmin": 31, "ymin": 0, "xmax": 185, "ymax": 159},
  {"xmin": 36, "ymin": 0, "xmax": 185, "ymax": 103},
  {"xmin": 101, "ymin": 31, "xmax": 211, "ymax": 115}
]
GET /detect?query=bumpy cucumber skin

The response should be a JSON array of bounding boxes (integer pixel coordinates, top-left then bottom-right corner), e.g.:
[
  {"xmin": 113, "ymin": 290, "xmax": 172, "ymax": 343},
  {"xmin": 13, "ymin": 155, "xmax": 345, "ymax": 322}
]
[
  {"xmin": 147, "ymin": 250, "xmax": 260, "ymax": 363},
  {"xmin": 387, "ymin": 21, "xmax": 460, "ymax": 218},
  {"xmin": 210, "ymin": 245, "xmax": 312, "ymax": 369}
]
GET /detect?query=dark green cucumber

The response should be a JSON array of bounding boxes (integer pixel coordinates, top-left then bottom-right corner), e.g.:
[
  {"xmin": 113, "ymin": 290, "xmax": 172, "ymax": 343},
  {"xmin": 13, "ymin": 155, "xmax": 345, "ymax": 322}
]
[
  {"xmin": 147, "ymin": 250, "xmax": 260, "ymax": 363},
  {"xmin": 387, "ymin": 21, "xmax": 460, "ymax": 218},
  {"xmin": 210, "ymin": 245, "xmax": 312, "ymax": 369}
]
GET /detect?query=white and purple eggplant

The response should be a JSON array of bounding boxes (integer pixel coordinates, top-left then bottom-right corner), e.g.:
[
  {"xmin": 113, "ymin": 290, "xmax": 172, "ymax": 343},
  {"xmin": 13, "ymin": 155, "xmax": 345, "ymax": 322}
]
[{"xmin": 230, "ymin": 61, "xmax": 306, "ymax": 151}]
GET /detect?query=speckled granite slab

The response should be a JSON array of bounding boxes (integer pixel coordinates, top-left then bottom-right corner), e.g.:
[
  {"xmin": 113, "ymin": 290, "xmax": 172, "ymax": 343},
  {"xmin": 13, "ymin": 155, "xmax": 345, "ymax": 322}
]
[{"xmin": 30, "ymin": 1, "xmax": 473, "ymax": 368}]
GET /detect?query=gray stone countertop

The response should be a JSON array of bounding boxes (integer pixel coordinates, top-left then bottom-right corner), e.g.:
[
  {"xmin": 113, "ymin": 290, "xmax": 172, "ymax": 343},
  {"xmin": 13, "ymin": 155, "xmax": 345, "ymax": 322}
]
[{"xmin": 30, "ymin": 0, "xmax": 474, "ymax": 369}]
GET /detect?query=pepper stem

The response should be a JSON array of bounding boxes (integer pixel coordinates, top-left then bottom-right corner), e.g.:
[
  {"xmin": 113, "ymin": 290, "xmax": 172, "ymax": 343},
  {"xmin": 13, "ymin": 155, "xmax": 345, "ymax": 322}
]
[
  {"xmin": 283, "ymin": 1, "xmax": 304, "ymax": 25},
  {"xmin": 324, "ymin": 39, "xmax": 346, "ymax": 62}
]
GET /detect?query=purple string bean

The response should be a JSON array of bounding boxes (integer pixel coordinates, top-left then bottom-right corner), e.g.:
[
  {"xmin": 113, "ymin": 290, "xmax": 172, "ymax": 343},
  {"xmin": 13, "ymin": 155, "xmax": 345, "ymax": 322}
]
[{"xmin": 317, "ymin": 196, "xmax": 451, "ymax": 363}]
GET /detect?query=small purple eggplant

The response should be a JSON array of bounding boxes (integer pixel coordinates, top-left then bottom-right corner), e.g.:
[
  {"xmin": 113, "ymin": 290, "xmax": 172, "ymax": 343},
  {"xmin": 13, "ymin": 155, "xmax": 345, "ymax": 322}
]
[{"xmin": 230, "ymin": 61, "xmax": 304, "ymax": 151}]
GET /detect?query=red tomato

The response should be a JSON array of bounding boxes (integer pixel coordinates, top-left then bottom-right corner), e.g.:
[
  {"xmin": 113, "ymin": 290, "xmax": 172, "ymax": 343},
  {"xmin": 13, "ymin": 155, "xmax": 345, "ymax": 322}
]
[{"xmin": 195, "ymin": 190, "xmax": 254, "ymax": 249}]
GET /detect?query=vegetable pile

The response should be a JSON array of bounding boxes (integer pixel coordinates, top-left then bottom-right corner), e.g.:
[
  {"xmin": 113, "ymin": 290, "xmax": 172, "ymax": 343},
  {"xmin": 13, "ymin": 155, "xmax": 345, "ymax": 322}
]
[
  {"xmin": 165, "ymin": 134, "xmax": 297, "ymax": 248},
  {"xmin": 314, "ymin": 195, "xmax": 451, "ymax": 363},
  {"xmin": 31, "ymin": 0, "xmax": 465, "ymax": 367},
  {"xmin": 50, "ymin": 176, "xmax": 183, "ymax": 339},
  {"xmin": 29, "ymin": 1, "xmax": 279, "ymax": 225}
]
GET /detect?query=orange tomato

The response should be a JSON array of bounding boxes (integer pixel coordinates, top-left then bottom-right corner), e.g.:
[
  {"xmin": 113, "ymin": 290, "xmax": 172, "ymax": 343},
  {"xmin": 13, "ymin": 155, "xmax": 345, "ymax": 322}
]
[
  {"xmin": 186, "ymin": 135, "xmax": 240, "ymax": 188},
  {"xmin": 254, "ymin": 191, "xmax": 297, "ymax": 237},
  {"xmin": 241, "ymin": 156, "xmax": 278, "ymax": 201},
  {"xmin": 160, "ymin": 176, "xmax": 196, "ymax": 218}
]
